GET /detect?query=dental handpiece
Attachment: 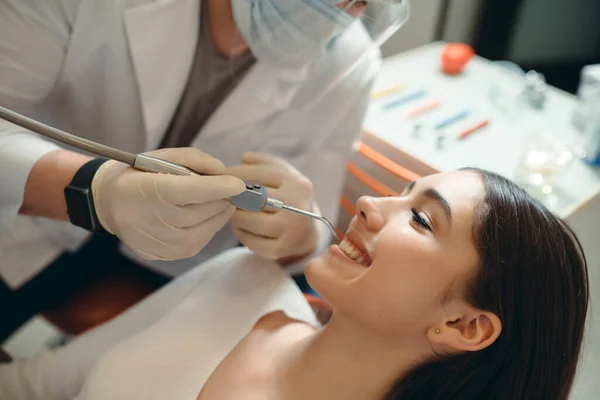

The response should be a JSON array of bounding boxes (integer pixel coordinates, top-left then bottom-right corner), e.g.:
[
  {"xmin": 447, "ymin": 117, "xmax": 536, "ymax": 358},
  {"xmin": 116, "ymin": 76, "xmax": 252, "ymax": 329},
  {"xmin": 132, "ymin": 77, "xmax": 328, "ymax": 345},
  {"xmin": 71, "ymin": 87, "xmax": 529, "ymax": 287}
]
[
  {"xmin": 115, "ymin": 154, "xmax": 341, "ymax": 241},
  {"xmin": 0, "ymin": 105, "xmax": 340, "ymax": 240}
]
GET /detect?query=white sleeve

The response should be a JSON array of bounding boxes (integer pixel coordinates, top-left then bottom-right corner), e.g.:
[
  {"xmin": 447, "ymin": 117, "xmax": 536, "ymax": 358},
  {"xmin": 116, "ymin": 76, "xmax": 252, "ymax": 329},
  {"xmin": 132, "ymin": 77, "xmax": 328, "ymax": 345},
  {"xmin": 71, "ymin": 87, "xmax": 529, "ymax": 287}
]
[
  {"xmin": 0, "ymin": 0, "xmax": 80, "ymax": 233},
  {"xmin": 0, "ymin": 249, "xmax": 223, "ymax": 400}
]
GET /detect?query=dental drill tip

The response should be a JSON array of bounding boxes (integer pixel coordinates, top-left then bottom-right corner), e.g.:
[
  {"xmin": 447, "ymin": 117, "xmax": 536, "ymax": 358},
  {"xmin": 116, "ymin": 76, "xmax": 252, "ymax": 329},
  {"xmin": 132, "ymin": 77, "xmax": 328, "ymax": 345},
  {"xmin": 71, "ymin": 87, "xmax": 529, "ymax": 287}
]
[
  {"xmin": 281, "ymin": 204, "xmax": 340, "ymax": 242},
  {"xmin": 327, "ymin": 226, "xmax": 341, "ymax": 242}
]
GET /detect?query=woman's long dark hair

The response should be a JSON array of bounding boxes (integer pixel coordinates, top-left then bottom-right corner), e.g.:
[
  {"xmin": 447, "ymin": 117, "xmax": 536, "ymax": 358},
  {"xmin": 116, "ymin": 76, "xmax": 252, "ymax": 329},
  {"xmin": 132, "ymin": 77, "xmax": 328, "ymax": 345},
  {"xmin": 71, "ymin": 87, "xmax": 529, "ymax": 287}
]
[{"xmin": 386, "ymin": 169, "xmax": 589, "ymax": 400}]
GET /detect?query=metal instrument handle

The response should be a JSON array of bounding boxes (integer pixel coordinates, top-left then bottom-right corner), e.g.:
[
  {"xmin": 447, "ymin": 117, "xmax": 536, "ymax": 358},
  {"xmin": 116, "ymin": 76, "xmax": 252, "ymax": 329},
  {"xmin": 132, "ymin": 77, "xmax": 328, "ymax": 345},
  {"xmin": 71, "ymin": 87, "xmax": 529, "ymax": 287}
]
[
  {"xmin": 134, "ymin": 155, "xmax": 269, "ymax": 212},
  {"xmin": 133, "ymin": 154, "xmax": 195, "ymax": 176},
  {"xmin": 266, "ymin": 201, "xmax": 340, "ymax": 241}
]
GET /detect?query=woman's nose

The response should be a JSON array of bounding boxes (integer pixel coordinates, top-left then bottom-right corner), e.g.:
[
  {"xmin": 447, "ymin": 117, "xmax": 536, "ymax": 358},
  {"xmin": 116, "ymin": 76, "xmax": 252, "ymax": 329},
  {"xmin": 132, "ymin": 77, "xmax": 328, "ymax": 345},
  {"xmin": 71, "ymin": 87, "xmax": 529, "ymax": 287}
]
[{"xmin": 355, "ymin": 196, "xmax": 384, "ymax": 232}]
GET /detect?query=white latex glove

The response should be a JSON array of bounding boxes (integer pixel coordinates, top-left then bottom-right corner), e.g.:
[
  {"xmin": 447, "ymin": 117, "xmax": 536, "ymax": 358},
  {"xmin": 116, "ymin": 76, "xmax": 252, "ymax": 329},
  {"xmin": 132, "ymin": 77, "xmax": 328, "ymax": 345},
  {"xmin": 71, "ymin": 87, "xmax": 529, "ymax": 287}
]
[
  {"xmin": 225, "ymin": 152, "xmax": 319, "ymax": 262},
  {"xmin": 91, "ymin": 148, "xmax": 246, "ymax": 260}
]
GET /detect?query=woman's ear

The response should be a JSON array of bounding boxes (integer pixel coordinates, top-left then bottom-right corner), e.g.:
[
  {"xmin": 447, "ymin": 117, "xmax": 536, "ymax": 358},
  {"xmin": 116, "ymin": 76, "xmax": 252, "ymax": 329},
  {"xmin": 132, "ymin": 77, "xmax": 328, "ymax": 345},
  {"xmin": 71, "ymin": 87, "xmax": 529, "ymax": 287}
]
[{"xmin": 428, "ymin": 308, "xmax": 502, "ymax": 352}]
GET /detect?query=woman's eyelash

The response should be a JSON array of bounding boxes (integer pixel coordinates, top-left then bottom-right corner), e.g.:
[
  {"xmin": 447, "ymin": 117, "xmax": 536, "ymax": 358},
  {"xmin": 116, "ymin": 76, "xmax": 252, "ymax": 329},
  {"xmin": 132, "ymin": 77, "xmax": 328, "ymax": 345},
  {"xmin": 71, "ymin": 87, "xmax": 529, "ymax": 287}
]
[{"xmin": 411, "ymin": 208, "xmax": 431, "ymax": 231}]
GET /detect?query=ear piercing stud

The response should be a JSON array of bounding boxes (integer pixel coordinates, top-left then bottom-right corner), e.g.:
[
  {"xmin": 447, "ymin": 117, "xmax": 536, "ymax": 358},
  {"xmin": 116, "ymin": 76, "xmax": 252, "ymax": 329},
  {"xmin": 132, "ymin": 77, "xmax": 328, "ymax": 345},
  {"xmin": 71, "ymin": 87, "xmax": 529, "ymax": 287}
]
[{"xmin": 435, "ymin": 328, "xmax": 441, "ymax": 334}]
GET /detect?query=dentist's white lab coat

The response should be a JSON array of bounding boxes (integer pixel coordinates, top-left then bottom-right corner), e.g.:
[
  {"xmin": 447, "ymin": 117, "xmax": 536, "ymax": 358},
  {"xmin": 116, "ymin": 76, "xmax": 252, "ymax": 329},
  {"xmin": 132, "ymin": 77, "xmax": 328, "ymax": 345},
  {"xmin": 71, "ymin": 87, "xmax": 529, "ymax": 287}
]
[{"xmin": 0, "ymin": 0, "xmax": 381, "ymax": 286}]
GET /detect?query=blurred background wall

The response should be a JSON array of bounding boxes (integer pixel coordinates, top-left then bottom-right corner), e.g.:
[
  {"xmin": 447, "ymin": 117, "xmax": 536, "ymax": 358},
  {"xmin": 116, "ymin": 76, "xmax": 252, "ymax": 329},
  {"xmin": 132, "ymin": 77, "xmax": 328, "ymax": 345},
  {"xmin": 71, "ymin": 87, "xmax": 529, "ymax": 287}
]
[{"xmin": 381, "ymin": 0, "xmax": 600, "ymax": 94}]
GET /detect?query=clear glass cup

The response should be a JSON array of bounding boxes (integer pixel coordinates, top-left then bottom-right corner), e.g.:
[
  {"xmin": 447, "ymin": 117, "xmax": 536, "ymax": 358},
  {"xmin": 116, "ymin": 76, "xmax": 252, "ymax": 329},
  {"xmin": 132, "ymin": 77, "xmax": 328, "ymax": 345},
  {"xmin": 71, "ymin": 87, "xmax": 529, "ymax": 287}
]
[{"xmin": 513, "ymin": 129, "xmax": 575, "ymax": 210}]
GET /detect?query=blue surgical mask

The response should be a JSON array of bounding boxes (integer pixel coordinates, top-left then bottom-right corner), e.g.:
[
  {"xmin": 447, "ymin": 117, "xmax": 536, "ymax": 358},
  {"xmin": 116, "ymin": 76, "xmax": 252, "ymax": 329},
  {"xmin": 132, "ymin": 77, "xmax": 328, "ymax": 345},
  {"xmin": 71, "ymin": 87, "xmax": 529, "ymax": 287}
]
[{"xmin": 231, "ymin": 0, "xmax": 355, "ymax": 68}]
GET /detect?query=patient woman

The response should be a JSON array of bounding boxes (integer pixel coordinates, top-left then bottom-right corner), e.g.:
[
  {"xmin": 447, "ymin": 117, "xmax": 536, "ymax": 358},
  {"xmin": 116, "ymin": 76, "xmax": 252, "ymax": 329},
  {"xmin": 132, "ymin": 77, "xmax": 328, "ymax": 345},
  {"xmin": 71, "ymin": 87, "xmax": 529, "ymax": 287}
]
[{"xmin": 0, "ymin": 168, "xmax": 588, "ymax": 400}]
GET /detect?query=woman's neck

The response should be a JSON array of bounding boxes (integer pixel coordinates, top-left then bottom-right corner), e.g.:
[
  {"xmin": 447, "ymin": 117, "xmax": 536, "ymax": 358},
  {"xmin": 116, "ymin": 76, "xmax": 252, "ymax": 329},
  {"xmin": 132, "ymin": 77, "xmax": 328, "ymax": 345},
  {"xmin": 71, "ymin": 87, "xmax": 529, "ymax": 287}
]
[
  {"xmin": 276, "ymin": 314, "xmax": 425, "ymax": 400},
  {"xmin": 206, "ymin": 0, "xmax": 248, "ymax": 58}
]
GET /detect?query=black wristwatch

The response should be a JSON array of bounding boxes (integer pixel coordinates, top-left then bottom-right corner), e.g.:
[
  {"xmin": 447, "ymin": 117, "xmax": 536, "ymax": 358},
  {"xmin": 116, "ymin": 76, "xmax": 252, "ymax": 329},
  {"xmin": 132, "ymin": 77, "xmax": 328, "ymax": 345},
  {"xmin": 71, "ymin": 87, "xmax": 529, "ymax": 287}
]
[{"xmin": 64, "ymin": 158, "xmax": 110, "ymax": 234}]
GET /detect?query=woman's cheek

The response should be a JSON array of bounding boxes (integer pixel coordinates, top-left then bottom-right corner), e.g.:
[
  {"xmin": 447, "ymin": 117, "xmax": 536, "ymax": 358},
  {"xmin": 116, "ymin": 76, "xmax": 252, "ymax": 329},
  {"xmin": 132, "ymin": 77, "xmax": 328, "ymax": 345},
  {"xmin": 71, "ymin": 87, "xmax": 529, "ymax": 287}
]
[{"xmin": 377, "ymin": 225, "xmax": 430, "ymax": 262}]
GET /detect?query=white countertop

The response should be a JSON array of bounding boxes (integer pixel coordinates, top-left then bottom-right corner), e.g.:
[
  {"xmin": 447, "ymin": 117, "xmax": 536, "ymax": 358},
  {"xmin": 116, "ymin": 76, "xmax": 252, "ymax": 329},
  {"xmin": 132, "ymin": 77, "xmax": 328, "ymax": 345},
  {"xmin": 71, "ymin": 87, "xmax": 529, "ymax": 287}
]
[{"xmin": 363, "ymin": 42, "xmax": 600, "ymax": 218}]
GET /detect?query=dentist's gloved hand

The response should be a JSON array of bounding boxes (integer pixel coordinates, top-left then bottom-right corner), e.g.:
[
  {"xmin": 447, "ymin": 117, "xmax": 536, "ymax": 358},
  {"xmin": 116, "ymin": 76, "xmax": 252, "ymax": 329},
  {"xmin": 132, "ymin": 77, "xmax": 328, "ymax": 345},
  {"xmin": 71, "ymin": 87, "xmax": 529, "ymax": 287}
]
[
  {"xmin": 91, "ymin": 148, "xmax": 246, "ymax": 260},
  {"xmin": 226, "ymin": 152, "xmax": 319, "ymax": 262}
]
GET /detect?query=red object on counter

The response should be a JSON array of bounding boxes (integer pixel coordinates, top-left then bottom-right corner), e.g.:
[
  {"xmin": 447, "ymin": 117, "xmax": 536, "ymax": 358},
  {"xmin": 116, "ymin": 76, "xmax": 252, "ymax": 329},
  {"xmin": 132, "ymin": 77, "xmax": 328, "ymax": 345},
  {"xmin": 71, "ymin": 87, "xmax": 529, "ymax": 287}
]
[
  {"xmin": 458, "ymin": 120, "xmax": 490, "ymax": 140},
  {"xmin": 441, "ymin": 43, "xmax": 475, "ymax": 75}
]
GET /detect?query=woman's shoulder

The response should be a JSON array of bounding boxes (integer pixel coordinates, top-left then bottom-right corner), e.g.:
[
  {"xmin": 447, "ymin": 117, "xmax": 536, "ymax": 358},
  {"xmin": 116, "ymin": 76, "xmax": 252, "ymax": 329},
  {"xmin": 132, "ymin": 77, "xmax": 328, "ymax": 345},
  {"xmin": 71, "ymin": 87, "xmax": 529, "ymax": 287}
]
[{"xmin": 253, "ymin": 310, "xmax": 317, "ymax": 337}]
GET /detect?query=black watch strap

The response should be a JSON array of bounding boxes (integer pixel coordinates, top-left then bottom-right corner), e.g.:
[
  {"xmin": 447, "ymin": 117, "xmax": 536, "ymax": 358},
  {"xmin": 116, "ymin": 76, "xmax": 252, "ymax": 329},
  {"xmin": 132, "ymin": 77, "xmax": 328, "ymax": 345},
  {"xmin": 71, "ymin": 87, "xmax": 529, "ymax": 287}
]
[{"xmin": 64, "ymin": 158, "xmax": 110, "ymax": 234}]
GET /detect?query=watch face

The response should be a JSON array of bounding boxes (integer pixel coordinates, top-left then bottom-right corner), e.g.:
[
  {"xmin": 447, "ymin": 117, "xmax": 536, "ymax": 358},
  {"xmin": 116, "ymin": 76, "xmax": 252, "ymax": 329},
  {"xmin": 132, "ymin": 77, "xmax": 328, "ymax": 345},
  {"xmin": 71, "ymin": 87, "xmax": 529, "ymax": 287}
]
[{"xmin": 64, "ymin": 186, "xmax": 95, "ymax": 231}]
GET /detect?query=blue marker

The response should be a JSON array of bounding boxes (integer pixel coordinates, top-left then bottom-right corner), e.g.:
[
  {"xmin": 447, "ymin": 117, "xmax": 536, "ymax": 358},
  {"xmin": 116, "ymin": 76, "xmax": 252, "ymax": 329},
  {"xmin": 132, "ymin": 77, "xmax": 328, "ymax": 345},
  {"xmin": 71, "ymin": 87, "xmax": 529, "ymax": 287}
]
[
  {"xmin": 434, "ymin": 110, "xmax": 471, "ymax": 130},
  {"xmin": 383, "ymin": 89, "xmax": 427, "ymax": 110}
]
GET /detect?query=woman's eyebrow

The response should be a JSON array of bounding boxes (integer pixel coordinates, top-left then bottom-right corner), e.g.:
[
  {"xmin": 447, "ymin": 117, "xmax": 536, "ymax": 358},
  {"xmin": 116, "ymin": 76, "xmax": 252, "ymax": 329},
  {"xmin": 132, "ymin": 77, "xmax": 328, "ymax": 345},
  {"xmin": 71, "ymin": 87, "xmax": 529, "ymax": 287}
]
[
  {"xmin": 404, "ymin": 181, "xmax": 452, "ymax": 223},
  {"xmin": 424, "ymin": 188, "xmax": 453, "ymax": 224}
]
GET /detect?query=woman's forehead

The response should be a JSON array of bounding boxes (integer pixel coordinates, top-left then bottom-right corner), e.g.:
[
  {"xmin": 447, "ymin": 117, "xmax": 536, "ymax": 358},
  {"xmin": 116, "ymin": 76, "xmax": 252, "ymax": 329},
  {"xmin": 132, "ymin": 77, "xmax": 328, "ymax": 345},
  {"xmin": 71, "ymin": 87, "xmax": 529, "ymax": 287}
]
[{"xmin": 414, "ymin": 171, "xmax": 484, "ymax": 208}]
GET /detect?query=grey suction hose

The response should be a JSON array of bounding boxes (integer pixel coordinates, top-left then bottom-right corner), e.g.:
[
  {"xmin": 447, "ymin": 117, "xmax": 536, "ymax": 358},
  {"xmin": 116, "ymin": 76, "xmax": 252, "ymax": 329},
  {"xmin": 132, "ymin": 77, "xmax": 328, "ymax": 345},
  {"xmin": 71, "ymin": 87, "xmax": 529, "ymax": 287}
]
[
  {"xmin": 0, "ymin": 105, "xmax": 196, "ymax": 176},
  {"xmin": 0, "ymin": 105, "xmax": 137, "ymax": 165}
]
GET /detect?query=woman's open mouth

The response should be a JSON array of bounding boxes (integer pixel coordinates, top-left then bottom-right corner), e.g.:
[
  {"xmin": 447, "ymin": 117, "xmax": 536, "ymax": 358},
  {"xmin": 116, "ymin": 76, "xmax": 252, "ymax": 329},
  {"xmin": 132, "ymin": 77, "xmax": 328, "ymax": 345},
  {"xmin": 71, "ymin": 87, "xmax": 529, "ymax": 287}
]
[{"xmin": 338, "ymin": 237, "xmax": 372, "ymax": 267}]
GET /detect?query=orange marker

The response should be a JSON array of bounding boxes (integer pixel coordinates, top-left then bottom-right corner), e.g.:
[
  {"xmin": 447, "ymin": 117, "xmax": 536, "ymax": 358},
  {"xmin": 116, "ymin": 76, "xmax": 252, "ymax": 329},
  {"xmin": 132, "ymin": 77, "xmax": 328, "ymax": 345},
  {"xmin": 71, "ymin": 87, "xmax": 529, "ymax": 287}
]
[
  {"xmin": 407, "ymin": 100, "xmax": 441, "ymax": 118},
  {"xmin": 458, "ymin": 120, "xmax": 490, "ymax": 140}
]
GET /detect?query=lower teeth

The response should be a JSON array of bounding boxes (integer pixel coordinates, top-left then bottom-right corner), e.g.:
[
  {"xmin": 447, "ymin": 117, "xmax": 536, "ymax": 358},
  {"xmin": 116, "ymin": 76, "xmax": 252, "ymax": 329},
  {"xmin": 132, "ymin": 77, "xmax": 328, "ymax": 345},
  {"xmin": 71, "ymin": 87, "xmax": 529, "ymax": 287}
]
[
  {"xmin": 344, "ymin": 251, "xmax": 360, "ymax": 262},
  {"xmin": 340, "ymin": 244, "xmax": 366, "ymax": 265}
]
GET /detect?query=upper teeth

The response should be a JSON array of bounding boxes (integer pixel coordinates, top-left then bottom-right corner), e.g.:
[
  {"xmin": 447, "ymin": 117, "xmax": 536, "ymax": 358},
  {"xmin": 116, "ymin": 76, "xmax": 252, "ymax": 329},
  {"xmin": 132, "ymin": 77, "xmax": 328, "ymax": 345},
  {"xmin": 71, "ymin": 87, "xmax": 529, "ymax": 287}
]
[{"xmin": 340, "ymin": 238, "xmax": 369, "ymax": 266}]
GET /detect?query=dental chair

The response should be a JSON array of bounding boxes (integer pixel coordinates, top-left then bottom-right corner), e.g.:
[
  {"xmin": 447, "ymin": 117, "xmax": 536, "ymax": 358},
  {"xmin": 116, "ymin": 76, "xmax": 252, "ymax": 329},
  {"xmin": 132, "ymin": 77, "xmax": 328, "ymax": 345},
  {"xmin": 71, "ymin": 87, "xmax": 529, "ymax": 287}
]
[{"xmin": 41, "ymin": 239, "xmax": 168, "ymax": 335}]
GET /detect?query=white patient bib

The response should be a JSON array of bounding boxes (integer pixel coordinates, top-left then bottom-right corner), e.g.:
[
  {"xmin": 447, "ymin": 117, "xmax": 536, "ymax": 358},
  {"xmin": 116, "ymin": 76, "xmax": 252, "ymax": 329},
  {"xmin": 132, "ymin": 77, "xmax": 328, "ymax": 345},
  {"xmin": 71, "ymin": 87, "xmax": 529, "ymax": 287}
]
[{"xmin": 77, "ymin": 248, "xmax": 319, "ymax": 400}]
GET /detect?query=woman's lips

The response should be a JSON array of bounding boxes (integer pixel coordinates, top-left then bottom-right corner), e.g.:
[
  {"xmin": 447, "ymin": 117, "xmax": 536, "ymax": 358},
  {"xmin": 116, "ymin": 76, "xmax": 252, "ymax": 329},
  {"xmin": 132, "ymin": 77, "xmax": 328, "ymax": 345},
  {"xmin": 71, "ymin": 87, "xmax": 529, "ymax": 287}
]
[
  {"xmin": 334, "ymin": 237, "xmax": 371, "ymax": 267},
  {"xmin": 344, "ymin": 230, "xmax": 372, "ymax": 265}
]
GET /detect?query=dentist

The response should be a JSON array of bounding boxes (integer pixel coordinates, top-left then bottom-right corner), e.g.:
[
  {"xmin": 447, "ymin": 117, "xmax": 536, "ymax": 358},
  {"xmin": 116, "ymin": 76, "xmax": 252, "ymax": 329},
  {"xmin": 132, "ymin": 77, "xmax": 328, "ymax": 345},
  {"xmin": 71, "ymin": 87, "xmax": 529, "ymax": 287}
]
[{"xmin": 0, "ymin": 0, "xmax": 410, "ymax": 326}]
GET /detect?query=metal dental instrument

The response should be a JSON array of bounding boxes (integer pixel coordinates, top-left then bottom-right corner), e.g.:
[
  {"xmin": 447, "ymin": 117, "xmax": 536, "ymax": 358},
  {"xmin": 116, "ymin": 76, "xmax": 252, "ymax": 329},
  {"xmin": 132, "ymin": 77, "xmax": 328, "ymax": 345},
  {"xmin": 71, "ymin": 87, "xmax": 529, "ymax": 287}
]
[
  {"xmin": 264, "ymin": 199, "xmax": 340, "ymax": 241},
  {"xmin": 0, "ymin": 105, "xmax": 340, "ymax": 240}
]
